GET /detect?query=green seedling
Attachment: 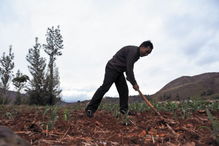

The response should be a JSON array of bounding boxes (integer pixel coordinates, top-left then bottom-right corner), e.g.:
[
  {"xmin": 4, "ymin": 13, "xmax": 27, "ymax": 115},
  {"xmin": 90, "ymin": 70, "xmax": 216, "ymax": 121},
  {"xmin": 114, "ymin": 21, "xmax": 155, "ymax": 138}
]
[
  {"xmin": 63, "ymin": 108, "xmax": 69, "ymax": 121},
  {"xmin": 4, "ymin": 112, "xmax": 14, "ymax": 120},
  {"xmin": 42, "ymin": 106, "xmax": 59, "ymax": 131},
  {"xmin": 206, "ymin": 109, "xmax": 219, "ymax": 144}
]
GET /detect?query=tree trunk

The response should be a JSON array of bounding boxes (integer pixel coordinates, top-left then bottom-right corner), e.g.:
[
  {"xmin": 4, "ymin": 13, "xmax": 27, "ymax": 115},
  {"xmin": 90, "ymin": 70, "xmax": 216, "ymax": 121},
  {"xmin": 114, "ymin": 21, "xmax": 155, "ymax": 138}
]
[{"xmin": 49, "ymin": 55, "xmax": 54, "ymax": 105}]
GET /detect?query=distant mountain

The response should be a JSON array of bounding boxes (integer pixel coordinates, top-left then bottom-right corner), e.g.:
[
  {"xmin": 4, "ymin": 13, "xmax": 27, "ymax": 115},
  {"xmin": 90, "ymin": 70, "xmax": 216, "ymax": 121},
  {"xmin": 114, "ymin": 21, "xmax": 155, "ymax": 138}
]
[
  {"xmin": 78, "ymin": 72, "xmax": 219, "ymax": 104},
  {"xmin": 2, "ymin": 72, "xmax": 219, "ymax": 105},
  {"xmin": 78, "ymin": 95, "xmax": 144, "ymax": 105},
  {"xmin": 0, "ymin": 88, "xmax": 70, "ymax": 105},
  {"xmin": 151, "ymin": 72, "xmax": 219, "ymax": 101},
  {"xmin": 101, "ymin": 95, "xmax": 144, "ymax": 104},
  {"xmin": 0, "ymin": 88, "xmax": 17, "ymax": 104}
]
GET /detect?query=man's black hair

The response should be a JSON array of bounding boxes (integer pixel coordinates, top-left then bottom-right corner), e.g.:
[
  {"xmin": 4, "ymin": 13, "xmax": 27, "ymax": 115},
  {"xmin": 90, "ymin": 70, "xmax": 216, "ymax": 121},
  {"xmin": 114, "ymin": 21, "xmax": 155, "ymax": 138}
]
[{"xmin": 139, "ymin": 40, "xmax": 153, "ymax": 49}]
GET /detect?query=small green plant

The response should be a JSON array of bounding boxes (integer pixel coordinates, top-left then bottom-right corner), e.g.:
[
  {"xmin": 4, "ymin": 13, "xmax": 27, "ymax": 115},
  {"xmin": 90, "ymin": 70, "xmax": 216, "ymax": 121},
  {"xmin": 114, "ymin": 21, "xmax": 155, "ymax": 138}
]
[
  {"xmin": 121, "ymin": 112, "xmax": 131, "ymax": 126},
  {"xmin": 63, "ymin": 108, "xmax": 69, "ymax": 121},
  {"xmin": 180, "ymin": 107, "xmax": 192, "ymax": 119},
  {"xmin": 164, "ymin": 102, "xmax": 178, "ymax": 112},
  {"xmin": 4, "ymin": 112, "xmax": 14, "ymax": 120},
  {"xmin": 114, "ymin": 111, "xmax": 132, "ymax": 126},
  {"xmin": 42, "ymin": 106, "xmax": 59, "ymax": 130},
  {"xmin": 130, "ymin": 103, "xmax": 150, "ymax": 112},
  {"xmin": 206, "ymin": 109, "xmax": 219, "ymax": 144},
  {"xmin": 99, "ymin": 103, "xmax": 119, "ymax": 113},
  {"xmin": 112, "ymin": 110, "xmax": 120, "ymax": 118}
]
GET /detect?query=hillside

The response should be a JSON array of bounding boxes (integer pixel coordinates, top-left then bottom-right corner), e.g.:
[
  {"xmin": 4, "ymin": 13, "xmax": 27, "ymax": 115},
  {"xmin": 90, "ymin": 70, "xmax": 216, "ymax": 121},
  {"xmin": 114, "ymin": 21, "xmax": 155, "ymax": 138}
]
[
  {"xmin": 152, "ymin": 72, "xmax": 219, "ymax": 101},
  {"xmin": 0, "ymin": 88, "xmax": 17, "ymax": 104},
  {"xmin": 78, "ymin": 95, "xmax": 144, "ymax": 106},
  {"xmin": 79, "ymin": 72, "xmax": 219, "ymax": 104}
]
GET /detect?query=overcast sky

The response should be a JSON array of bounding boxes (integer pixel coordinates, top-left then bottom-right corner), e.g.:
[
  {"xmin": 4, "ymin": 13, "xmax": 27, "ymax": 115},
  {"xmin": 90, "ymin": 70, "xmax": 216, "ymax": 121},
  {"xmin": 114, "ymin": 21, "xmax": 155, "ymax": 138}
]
[{"xmin": 0, "ymin": 0, "xmax": 219, "ymax": 102}]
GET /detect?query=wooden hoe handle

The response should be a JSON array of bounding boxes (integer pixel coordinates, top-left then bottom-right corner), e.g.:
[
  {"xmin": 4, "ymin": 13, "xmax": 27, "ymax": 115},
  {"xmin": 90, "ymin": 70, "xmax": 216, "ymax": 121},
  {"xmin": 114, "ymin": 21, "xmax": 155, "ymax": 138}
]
[
  {"xmin": 137, "ymin": 89, "xmax": 178, "ymax": 136},
  {"xmin": 137, "ymin": 89, "xmax": 161, "ymax": 116}
]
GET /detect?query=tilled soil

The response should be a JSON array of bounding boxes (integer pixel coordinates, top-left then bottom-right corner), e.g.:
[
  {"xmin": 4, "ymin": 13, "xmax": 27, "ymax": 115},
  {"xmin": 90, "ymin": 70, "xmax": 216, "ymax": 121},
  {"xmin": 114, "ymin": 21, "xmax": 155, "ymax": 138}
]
[{"xmin": 0, "ymin": 107, "xmax": 218, "ymax": 145}]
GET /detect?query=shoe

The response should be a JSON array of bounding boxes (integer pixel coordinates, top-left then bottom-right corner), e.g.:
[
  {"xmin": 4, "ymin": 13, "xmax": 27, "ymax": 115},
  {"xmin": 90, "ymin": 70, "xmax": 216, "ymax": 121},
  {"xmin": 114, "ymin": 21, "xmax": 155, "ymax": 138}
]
[
  {"xmin": 120, "ymin": 110, "xmax": 128, "ymax": 115},
  {"xmin": 120, "ymin": 110, "xmax": 135, "ymax": 116},
  {"xmin": 86, "ymin": 109, "xmax": 94, "ymax": 118}
]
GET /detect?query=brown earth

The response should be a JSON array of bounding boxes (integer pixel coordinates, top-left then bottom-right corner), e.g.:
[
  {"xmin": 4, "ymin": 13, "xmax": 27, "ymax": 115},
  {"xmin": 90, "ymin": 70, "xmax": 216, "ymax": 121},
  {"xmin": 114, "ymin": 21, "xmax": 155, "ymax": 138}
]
[{"xmin": 0, "ymin": 106, "xmax": 218, "ymax": 145}]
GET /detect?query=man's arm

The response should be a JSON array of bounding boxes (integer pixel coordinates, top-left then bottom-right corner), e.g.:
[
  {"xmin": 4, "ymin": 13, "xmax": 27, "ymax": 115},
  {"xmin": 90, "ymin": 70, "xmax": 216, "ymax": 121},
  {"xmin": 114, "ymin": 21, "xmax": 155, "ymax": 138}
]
[
  {"xmin": 126, "ymin": 59, "xmax": 139, "ymax": 91},
  {"xmin": 126, "ymin": 51, "xmax": 138, "ymax": 88}
]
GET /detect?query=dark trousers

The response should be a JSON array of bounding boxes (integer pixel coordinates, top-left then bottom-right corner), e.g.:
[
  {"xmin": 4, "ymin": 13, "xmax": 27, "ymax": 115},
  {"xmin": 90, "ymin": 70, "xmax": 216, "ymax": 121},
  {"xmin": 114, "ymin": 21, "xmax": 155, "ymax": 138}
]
[{"xmin": 86, "ymin": 66, "xmax": 129, "ymax": 113}]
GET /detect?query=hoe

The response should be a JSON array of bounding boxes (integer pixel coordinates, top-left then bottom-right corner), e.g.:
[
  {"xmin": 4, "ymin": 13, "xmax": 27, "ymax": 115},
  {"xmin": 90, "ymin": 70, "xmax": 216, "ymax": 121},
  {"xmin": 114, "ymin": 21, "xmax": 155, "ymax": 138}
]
[{"xmin": 137, "ymin": 89, "xmax": 178, "ymax": 136}]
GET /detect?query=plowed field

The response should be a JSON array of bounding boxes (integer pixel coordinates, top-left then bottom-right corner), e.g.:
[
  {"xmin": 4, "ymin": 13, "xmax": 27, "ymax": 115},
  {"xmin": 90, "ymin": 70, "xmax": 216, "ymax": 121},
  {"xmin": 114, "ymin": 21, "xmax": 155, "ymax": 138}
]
[{"xmin": 0, "ymin": 105, "xmax": 218, "ymax": 145}]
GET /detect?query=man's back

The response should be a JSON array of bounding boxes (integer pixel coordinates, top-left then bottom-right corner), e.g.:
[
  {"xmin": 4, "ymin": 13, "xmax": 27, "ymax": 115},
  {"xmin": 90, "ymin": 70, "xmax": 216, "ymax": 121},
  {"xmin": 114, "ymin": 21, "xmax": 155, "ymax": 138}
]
[
  {"xmin": 107, "ymin": 45, "xmax": 140, "ymax": 85},
  {"xmin": 107, "ymin": 45, "xmax": 140, "ymax": 72}
]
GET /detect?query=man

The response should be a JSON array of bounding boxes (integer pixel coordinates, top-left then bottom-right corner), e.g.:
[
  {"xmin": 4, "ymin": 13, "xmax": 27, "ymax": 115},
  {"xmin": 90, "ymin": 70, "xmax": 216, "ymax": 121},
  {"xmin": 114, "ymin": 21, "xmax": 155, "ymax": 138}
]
[{"xmin": 85, "ymin": 40, "xmax": 153, "ymax": 118}]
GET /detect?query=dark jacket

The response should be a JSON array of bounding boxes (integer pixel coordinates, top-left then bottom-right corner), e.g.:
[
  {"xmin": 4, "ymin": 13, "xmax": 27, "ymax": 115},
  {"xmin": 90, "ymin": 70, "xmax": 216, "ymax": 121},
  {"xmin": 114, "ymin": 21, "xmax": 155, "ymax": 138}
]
[{"xmin": 107, "ymin": 46, "xmax": 140, "ymax": 85}]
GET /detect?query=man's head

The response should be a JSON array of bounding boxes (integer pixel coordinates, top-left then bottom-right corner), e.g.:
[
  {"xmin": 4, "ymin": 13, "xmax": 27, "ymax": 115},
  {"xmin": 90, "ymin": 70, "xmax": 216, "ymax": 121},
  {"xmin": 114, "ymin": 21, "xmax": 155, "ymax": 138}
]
[{"xmin": 139, "ymin": 40, "xmax": 153, "ymax": 57}]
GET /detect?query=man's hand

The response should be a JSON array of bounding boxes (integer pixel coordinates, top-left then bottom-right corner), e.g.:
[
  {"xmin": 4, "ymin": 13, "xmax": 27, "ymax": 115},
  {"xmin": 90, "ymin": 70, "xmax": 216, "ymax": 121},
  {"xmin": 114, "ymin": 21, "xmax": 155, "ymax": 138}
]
[{"xmin": 133, "ymin": 84, "xmax": 139, "ymax": 91}]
